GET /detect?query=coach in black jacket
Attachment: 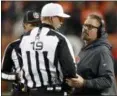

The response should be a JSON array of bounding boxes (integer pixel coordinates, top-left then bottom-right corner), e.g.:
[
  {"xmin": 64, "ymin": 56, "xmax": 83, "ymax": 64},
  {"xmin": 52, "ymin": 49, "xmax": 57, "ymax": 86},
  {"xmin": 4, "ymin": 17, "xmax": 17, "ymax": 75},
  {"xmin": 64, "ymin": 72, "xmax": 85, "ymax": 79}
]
[{"xmin": 66, "ymin": 14, "xmax": 117, "ymax": 95}]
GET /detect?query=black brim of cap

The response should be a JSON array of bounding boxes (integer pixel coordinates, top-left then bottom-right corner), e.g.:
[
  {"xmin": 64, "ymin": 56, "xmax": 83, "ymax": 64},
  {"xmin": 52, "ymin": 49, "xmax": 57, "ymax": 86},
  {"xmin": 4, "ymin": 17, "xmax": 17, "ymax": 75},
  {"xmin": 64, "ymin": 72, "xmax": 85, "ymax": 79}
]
[
  {"xmin": 24, "ymin": 20, "xmax": 40, "ymax": 23},
  {"xmin": 24, "ymin": 19, "xmax": 40, "ymax": 23}
]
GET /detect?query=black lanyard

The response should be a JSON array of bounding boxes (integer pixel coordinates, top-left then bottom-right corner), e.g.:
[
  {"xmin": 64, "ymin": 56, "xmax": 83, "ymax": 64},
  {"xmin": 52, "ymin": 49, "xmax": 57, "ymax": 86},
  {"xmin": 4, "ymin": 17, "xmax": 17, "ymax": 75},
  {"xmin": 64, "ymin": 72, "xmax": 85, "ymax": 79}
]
[{"xmin": 35, "ymin": 26, "xmax": 42, "ymax": 42}]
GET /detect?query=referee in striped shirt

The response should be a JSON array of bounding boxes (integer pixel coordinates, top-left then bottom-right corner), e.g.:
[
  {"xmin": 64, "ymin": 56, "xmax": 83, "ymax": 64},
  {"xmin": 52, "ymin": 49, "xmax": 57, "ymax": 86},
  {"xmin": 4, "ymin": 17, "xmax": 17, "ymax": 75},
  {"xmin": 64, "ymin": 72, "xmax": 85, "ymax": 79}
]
[
  {"xmin": 1, "ymin": 10, "xmax": 40, "ymax": 96},
  {"xmin": 19, "ymin": 3, "xmax": 77, "ymax": 96}
]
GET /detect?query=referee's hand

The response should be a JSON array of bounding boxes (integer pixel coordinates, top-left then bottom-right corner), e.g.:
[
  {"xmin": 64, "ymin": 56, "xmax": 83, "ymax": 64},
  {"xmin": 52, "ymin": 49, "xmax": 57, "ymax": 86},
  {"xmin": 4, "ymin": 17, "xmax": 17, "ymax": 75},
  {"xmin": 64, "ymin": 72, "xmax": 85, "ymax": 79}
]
[{"xmin": 66, "ymin": 74, "xmax": 85, "ymax": 88}]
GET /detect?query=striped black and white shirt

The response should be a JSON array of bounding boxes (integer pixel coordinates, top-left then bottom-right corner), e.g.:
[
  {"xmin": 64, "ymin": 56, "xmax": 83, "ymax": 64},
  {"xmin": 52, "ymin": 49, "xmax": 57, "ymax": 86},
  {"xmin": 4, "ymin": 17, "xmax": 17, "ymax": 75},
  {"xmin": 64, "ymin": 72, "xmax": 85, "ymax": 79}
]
[
  {"xmin": 19, "ymin": 24, "xmax": 77, "ymax": 88},
  {"xmin": 1, "ymin": 39, "xmax": 22, "ymax": 81}
]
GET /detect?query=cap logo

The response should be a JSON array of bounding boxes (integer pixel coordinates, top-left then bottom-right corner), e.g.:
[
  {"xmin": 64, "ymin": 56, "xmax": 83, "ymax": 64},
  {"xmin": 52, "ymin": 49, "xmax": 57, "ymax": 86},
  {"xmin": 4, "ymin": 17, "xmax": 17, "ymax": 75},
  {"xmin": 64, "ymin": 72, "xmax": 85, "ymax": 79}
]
[{"xmin": 33, "ymin": 12, "xmax": 39, "ymax": 19}]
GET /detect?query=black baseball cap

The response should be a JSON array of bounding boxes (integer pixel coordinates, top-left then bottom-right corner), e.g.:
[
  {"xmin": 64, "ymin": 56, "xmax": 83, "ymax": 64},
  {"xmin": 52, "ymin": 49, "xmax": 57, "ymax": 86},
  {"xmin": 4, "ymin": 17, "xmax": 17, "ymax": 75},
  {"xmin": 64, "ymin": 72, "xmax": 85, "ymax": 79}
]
[{"xmin": 23, "ymin": 11, "xmax": 40, "ymax": 23}]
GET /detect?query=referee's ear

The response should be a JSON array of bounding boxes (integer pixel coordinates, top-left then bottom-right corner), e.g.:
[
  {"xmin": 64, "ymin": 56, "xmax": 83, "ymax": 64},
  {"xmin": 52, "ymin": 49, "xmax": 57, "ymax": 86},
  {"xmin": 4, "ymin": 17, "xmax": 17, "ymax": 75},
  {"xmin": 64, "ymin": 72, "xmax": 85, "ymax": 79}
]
[{"xmin": 23, "ymin": 23, "xmax": 33, "ymax": 32}]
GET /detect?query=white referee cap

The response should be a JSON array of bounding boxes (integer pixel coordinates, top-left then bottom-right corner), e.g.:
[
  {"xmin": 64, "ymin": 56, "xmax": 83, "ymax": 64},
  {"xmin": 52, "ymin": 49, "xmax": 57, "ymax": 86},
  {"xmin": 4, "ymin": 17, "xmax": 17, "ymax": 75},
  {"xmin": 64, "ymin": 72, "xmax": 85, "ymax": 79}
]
[{"xmin": 41, "ymin": 3, "xmax": 70, "ymax": 18}]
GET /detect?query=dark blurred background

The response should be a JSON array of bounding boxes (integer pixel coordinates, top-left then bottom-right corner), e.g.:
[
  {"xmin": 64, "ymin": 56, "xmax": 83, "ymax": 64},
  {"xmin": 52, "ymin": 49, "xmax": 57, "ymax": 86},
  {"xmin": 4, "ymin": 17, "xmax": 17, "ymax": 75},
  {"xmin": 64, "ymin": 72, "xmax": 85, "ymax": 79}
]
[{"xmin": 1, "ymin": 1, "xmax": 117, "ymax": 95}]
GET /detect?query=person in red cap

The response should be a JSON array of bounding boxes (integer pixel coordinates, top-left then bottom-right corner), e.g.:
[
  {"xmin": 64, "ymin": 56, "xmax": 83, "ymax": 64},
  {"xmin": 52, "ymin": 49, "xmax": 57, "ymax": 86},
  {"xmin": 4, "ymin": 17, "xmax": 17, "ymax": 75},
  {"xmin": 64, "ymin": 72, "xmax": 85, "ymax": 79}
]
[{"xmin": 1, "ymin": 10, "xmax": 41, "ymax": 96}]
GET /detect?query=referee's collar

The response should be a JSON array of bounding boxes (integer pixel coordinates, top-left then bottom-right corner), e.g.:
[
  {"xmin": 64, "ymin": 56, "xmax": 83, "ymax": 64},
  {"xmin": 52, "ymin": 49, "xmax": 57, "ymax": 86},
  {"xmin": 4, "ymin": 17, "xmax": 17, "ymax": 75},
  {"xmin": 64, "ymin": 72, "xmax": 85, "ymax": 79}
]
[{"xmin": 41, "ymin": 23, "xmax": 55, "ymax": 30}]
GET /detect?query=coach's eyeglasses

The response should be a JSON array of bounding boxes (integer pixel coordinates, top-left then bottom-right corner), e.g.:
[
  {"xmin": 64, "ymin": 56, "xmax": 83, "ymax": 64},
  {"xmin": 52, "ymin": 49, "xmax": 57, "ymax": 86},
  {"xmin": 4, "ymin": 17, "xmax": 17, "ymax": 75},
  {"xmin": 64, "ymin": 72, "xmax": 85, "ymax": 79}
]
[{"xmin": 83, "ymin": 24, "xmax": 99, "ymax": 30}]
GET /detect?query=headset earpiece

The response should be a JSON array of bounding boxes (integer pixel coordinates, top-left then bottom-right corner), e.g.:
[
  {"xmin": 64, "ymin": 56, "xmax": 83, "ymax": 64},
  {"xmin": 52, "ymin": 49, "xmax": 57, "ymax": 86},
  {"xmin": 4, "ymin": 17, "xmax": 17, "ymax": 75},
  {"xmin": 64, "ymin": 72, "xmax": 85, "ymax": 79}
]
[{"xmin": 97, "ymin": 19, "xmax": 105, "ymax": 38}]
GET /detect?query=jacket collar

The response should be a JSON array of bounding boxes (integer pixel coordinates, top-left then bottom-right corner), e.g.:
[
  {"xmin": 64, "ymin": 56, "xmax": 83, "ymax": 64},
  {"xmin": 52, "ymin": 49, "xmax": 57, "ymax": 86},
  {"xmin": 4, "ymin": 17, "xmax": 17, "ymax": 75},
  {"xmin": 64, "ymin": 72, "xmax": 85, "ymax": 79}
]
[{"xmin": 82, "ymin": 33, "xmax": 112, "ymax": 50}]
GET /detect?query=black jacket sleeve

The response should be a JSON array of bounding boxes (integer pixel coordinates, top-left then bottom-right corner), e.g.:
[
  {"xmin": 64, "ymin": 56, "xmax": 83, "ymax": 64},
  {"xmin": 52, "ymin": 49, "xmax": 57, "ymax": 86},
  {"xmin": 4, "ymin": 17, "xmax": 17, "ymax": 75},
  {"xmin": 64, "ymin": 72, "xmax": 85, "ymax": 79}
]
[
  {"xmin": 85, "ymin": 50, "xmax": 115, "ymax": 90},
  {"xmin": 58, "ymin": 38, "xmax": 77, "ymax": 78},
  {"xmin": 1, "ymin": 44, "xmax": 16, "ymax": 81}
]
